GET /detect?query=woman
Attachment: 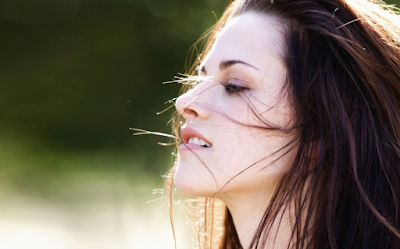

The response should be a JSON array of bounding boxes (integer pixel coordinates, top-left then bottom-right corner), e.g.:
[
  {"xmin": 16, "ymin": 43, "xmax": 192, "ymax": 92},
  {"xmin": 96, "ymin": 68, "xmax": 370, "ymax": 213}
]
[{"xmin": 167, "ymin": 0, "xmax": 400, "ymax": 248}]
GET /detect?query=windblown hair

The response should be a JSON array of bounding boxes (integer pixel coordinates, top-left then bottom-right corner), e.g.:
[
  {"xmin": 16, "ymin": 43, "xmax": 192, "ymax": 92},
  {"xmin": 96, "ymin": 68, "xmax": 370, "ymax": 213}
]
[{"xmin": 167, "ymin": 0, "xmax": 400, "ymax": 248}]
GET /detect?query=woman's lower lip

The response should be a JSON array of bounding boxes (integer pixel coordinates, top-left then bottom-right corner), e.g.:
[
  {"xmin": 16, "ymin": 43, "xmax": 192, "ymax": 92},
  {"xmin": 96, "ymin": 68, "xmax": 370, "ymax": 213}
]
[{"xmin": 179, "ymin": 143, "xmax": 210, "ymax": 151}]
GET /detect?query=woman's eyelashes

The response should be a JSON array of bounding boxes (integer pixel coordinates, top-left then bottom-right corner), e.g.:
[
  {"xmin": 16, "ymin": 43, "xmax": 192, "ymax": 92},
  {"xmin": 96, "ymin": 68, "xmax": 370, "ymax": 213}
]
[
  {"xmin": 188, "ymin": 73, "xmax": 250, "ymax": 94},
  {"xmin": 221, "ymin": 82, "xmax": 250, "ymax": 94}
]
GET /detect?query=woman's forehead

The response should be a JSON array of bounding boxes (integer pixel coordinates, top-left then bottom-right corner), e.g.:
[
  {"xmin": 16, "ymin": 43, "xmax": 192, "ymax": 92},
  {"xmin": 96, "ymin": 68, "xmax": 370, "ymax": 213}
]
[{"xmin": 201, "ymin": 12, "xmax": 286, "ymax": 73}]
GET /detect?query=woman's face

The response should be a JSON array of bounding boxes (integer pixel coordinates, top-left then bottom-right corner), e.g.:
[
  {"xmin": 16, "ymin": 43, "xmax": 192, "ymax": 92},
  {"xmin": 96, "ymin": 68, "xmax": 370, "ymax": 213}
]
[{"xmin": 174, "ymin": 12, "xmax": 297, "ymax": 199}]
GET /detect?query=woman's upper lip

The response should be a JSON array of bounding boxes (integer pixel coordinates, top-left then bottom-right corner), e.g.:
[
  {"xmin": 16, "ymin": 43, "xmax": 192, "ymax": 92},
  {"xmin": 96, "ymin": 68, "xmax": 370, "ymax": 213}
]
[{"xmin": 180, "ymin": 127, "xmax": 212, "ymax": 145}]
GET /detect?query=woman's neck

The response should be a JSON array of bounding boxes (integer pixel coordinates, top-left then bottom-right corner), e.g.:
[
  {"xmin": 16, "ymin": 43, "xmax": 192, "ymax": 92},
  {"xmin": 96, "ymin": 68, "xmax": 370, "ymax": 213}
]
[{"xmin": 222, "ymin": 192, "xmax": 294, "ymax": 249}]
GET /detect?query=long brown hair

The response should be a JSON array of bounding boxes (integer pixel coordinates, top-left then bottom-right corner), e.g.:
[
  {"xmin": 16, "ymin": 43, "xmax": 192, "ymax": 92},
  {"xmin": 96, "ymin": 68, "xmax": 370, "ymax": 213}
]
[{"xmin": 167, "ymin": 0, "xmax": 400, "ymax": 248}]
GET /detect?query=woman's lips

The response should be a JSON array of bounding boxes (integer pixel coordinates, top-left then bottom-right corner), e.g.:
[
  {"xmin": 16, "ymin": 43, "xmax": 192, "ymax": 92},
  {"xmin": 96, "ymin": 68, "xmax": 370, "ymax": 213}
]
[{"xmin": 179, "ymin": 127, "xmax": 212, "ymax": 151}]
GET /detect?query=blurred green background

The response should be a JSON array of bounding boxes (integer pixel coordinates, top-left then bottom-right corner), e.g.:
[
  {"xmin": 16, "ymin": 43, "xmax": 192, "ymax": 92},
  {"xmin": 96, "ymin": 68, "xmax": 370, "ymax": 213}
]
[
  {"xmin": 0, "ymin": 0, "xmax": 399, "ymax": 248},
  {"xmin": 0, "ymin": 0, "xmax": 226, "ymax": 248}
]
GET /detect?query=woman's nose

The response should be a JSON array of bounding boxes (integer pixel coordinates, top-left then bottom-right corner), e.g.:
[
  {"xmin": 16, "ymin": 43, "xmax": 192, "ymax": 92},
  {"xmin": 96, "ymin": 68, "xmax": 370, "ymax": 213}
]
[{"xmin": 175, "ymin": 86, "xmax": 211, "ymax": 120}]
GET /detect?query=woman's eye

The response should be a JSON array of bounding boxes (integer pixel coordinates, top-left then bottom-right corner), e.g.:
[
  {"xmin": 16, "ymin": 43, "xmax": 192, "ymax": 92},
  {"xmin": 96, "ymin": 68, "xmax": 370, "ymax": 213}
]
[{"xmin": 222, "ymin": 83, "xmax": 249, "ymax": 94}]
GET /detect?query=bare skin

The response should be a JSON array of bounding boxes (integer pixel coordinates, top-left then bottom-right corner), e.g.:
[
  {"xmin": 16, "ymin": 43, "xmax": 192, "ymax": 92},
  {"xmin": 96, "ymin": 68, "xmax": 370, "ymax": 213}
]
[{"xmin": 175, "ymin": 12, "xmax": 297, "ymax": 248}]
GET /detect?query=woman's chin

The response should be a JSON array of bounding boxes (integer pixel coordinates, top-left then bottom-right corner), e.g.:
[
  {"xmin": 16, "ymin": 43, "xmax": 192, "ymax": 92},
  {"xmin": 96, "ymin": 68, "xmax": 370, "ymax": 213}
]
[{"xmin": 174, "ymin": 170, "xmax": 217, "ymax": 197}]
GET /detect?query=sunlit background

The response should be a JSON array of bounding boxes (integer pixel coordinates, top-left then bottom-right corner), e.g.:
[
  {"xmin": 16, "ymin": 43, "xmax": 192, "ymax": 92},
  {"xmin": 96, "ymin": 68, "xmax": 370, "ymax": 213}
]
[{"xmin": 0, "ymin": 0, "xmax": 399, "ymax": 248}]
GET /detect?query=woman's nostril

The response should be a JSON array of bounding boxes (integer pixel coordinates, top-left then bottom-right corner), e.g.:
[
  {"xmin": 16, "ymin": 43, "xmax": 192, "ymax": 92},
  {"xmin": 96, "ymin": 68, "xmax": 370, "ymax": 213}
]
[{"xmin": 183, "ymin": 108, "xmax": 198, "ymax": 117}]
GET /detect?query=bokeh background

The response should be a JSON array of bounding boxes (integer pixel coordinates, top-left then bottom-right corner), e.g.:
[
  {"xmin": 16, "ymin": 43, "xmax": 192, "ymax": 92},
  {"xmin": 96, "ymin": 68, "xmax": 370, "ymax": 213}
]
[{"xmin": 0, "ymin": 0, "xmax": 399, "ymax": 248}]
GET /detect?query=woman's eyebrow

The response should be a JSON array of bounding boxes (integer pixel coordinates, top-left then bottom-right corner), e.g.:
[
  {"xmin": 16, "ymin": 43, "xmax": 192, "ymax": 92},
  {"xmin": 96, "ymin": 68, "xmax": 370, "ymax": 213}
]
[
  {"xmin": 200, "ymin": 59, "xmax": 259, "ymax": 74},
  {"xmin": 220, "ymin": 59, "xmax": 259, "ymax": 71}
]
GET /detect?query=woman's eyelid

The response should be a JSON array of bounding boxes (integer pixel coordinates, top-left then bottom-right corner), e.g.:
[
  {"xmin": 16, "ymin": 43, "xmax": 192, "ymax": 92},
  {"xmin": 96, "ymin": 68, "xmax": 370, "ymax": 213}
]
[
  {"xmin": 226, "ymin": 77, "xmax": 251, "ymax": 89},
  {"xmin": 195, "ymin": 64, "xmax": 252, "ymax": 88}
]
